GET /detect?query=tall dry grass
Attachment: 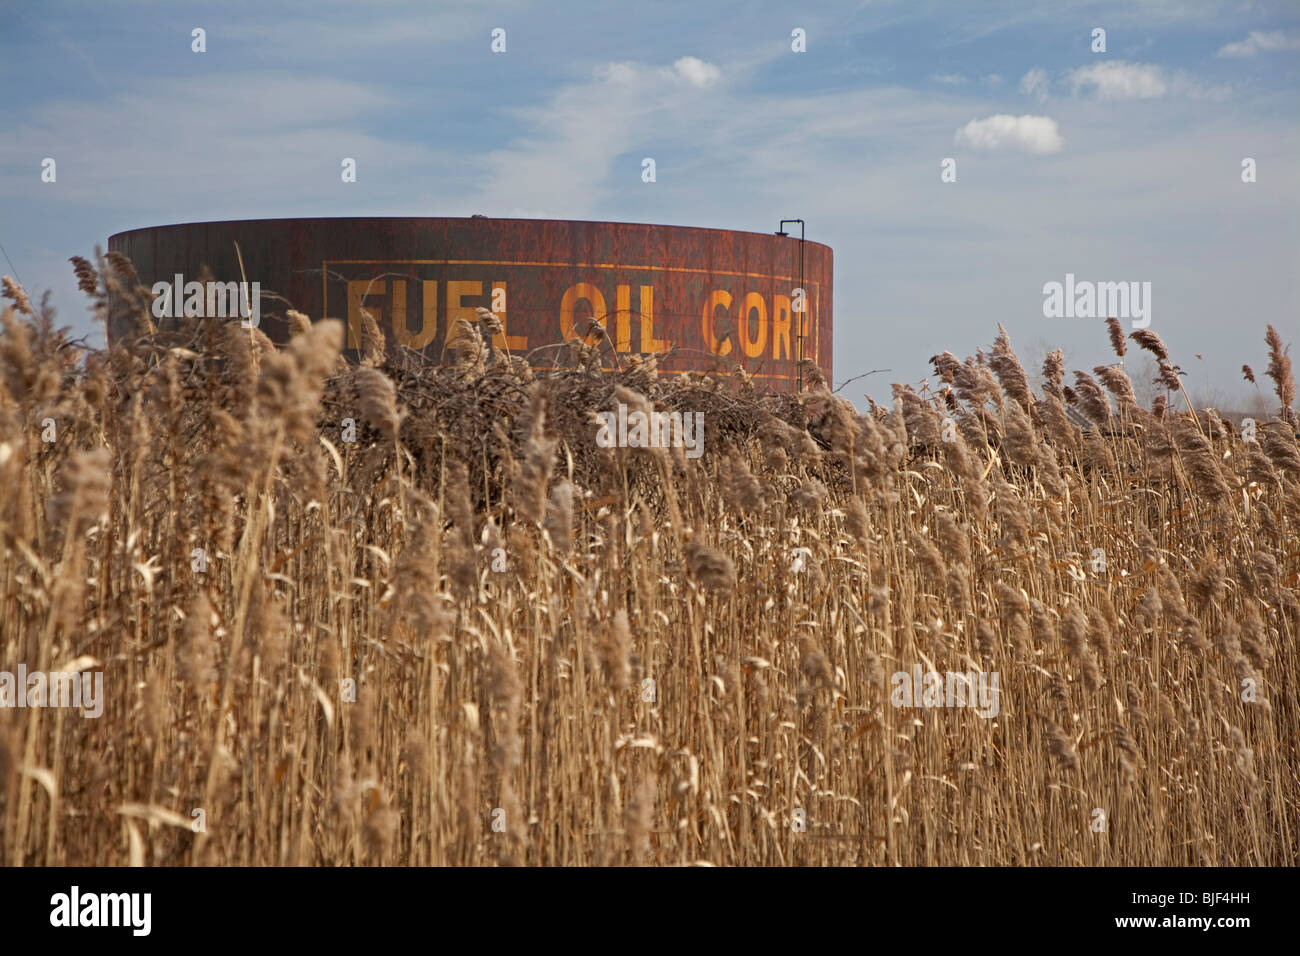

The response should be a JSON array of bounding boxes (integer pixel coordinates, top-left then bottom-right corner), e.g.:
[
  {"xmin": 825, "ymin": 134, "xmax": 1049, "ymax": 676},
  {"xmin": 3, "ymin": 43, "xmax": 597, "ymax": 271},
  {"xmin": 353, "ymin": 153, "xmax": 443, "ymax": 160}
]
[{"xmin": 0, "ymin": 257, "xmax": 1297, "ymax": 866}]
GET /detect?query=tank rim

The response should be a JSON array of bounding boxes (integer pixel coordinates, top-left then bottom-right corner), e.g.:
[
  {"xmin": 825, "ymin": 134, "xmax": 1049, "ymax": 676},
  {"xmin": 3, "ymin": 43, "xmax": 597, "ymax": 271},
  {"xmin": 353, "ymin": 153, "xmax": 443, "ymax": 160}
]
[{"xmin": 108, "ymin": 216, "xmax": 833, "ymax": 252}]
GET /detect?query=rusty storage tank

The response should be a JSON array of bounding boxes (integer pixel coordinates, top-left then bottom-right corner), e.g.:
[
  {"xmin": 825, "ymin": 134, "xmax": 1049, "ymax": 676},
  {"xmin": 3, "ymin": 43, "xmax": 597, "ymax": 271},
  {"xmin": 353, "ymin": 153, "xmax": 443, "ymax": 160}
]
[{"xmin": 108, "ymin": 217, "xmax": 832, "ymax": 389}]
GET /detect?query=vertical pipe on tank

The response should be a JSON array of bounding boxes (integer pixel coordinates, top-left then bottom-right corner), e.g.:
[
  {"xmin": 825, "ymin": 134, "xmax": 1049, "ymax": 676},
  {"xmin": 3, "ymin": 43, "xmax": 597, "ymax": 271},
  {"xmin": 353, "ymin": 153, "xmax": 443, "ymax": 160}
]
[{"xmin": 779, "ymin": 219, "xmax": 805, "ymax": 392}]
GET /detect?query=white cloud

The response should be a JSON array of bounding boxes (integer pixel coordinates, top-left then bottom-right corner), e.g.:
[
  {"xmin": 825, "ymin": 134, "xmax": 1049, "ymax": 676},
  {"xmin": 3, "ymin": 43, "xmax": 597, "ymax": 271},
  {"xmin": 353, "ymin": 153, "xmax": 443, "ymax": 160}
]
[
  {"xmin": 1066, "ymin": 61, "xmax": 1167, "ymax": 100},
  {"xmin": 665, "ymin": 56, "xmax": 721, "ymax": 89},
  {"xmin": 1218, "ymin": 30, "xmax": 1300, "ymax": 57},
  {"xmin": 954, "ymin": 114, "xmax": 1063, "ymax": 154},
  {"xmin": 1019, "ymin": 67, "xmax": 1049, "ymax": 102},
  {"xmin": 931, "ymin": 73, "xmax": 968, "ymax": 85}
]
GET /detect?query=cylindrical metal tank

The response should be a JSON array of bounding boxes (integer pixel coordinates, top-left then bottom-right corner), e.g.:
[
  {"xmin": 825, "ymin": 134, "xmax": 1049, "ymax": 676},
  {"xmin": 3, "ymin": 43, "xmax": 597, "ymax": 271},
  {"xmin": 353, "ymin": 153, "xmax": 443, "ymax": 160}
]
[{"xmin": 108, "ymin": 217, "xmax": 832, "ymax": 389}]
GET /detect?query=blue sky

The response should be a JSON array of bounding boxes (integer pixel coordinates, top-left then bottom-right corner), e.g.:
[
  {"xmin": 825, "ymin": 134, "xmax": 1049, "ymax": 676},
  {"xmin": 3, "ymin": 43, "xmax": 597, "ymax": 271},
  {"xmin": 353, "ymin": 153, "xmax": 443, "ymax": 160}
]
[{"xmin": 2, "ymin": 0, "xmax": 1297, "ymax": 407}]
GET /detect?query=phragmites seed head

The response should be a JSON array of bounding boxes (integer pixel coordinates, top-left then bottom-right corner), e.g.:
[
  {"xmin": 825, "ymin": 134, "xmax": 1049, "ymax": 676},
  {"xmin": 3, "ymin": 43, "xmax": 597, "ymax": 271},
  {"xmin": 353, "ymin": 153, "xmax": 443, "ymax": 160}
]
[
  {"xmin": 722, "ymin": 452, "xmax": 766, "ymax": 514},
  {"xmin": 1000, "ymin": 394, "xmax": 1037, "ymax": 467},
  {"xmin": 69, "ymin": 256, "xmax": 99, "ymax": 296},
  {"xmin": 1072, "ymin": 371, "xmax": 1113, "ymax": 429},
  {"xmin": 1044, "ymin": 719, "xmax": 1079, "ymax": 770},
  {"xmin": 1082, "ymin": 428, "xmax": 1117, "ymax": 475},
  {"xmin": 444, "ymin": 457, "xmax": 478, "ymax": 600},
  {"xmin": 798, "ymin": 358, "xmax": 826, "ymax": 391},
  {"xmin": 991, "ymin": 469, "xmax": 1030, "ymax": 550},
  {"xmin": 624, "ymin": 778, "xmax": 655, "ymax": 863},
  {"xmin": 1113, "ymin": 722, "xmax": 1140, "ymax": 780},
  {"xmin": 1, "ymin": 277, "xmax": 33, "ymax": 316},
  {"xmin": 1155, "ymin": 360, "xmax": 1184, "ymax": 392},
  {"xmin": 1106, "ymin": 317, "xmax": 1127, "ymax": 359},
  {"xmin": 353, "ymin": 366, "xmax": 403, "ymax": 441},
  {"xmin": 393, "ymin": 495, "xmax": 453, "ymax": 639},
  {"xmin": 358, "ymin": 308, "xmax": 386, "ymax": 366},
  {"xmin": 1229, "ymin": 727, "xmax": 1259, "ymax": 793},
  {"xmin": 931, "ymin": 351, "xmax": 961, "ymax": 384},
  {"xmin": 798, "ymin": 634, "xmax": 834, "ymax": 688},
  {"xmin": 892, "ymin": 384, "xmax": 940, "ymax": 449},
  {"xmin": 1094, "ymin": 364, "xmax": 1138, "ymax": 412},
  {"xmin": 475, "ymin": 306, "xmax": 504, "ymax": 337},
  {"xmin": 1061, "ymin": 602, "xmax": 1100, "ymax": 690},
  {"xmin": 1175, "ymin": 416, "xmax": 1231, "ymax": 502},
  {"xmin": 623, "ymin": 353, "xmax": 658, "ymax": 391},
  {"xmin": 515, "ymin": 383, "xmax": 557, "ymax": 525},
  {"xmin": 486, "ymin": 644, "xmax": 523, "ymax": 716},
  {"xmin": 1264, "ymin": 325, "xmax": 1296, "ymax": 423},
  {"xmin": 600, "ymin": 609, "xmax": 633, "ymax": 693},
  {"xmin": 286, "ymin": 309, "xmax": 313, "ymax": 338},
  {"xmin": 935, "ymin": 511, "xmax": 970, "ymax": 570},
  {"xmin": 1041, "ymin": 349, "xmax": 1065, "ymax": 399},
  {"xmin": 103, "ymin": 251, "xmax": 138, "ymax": 281},
  {"xmin": 362, "ymin": 804, "xmax": 399, "ymax": 860},
  {"xmin": 448, "ymin": 317, "xmax": 486, "ymax": 372},
  {"xmin": 685, "ymin": 535, "xmax": 736, "ymax": 592},
  {"xmin": 179, "ymin": 592, "xmax": 217, "ymax": 686},
  {"xmin": 787, "ymin": 477, "xmax": 828, "ymax": 514},
  {"xmin": 845, "ymin": 495, "xmax": 869, "ymax": 543},
  {"xmin": 910, "ymin": 531, "xmax": 946, "ymax": 582},
  {"xmin": 1086, "ymin": 606, "xmax": 1112, "ymax": 658},
  {"xmin": 1135, "ymin": 586, "xmax": 1163, "ymax": 629},
  {"xmin": 989, "ymin": 325, "xmax": 1032, "ymax": 412},
  {"xmin": 47, "ymin": 447, "xmax": 112, "ymax": 534},
  {"xmin": 1261, "ymin": 422, "xmax": 1300, "ymax": 480},
  {"xmin": 1130, "ymin": 328, "xmax": 1169, "ymax": 363},
  {"xmin": 544, "ymin": 478, "xmax": 574, "ymax": 554}
]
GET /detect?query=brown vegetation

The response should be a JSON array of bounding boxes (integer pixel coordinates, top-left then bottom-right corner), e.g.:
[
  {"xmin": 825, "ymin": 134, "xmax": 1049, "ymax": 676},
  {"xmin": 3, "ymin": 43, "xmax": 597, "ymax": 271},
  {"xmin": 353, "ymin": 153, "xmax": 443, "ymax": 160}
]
[{"xmin": 0, "ymin": 257, "xmax": 1297, "ymax": 865}]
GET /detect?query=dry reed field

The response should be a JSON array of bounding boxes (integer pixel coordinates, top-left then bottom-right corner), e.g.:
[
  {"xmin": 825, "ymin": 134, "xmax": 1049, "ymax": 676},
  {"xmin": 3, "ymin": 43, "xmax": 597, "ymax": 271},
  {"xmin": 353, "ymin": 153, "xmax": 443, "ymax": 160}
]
[{"xmin": 1, "ymin": 254, "xmax": 1297, "ymax": 867}]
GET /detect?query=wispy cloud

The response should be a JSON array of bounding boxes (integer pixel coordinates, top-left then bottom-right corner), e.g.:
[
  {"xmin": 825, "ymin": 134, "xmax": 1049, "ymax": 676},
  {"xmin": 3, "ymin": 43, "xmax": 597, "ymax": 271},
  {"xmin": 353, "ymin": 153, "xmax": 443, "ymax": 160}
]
[
  {"xmin": 50, "ymin": 27, "xmax": 109, "ymax": 90},
  {"xmin": 954, "ymin": 114, "xmax": 1063, "ymax": 154},
  {"xmin": 0, "ymin": 74, "xmax": 447, "ymax": 208},
  {"xmin": 475, "ymin": 58, "xmax": 724, "ymax": 216},
  {"xmin": 1066, "ymin": 61, "xmax": 1167, "ymax": 100},
  {"xmin": 1218, "ymin": 30, "xmax": 1300, "ymax": 57},
  {"xmin": 1019, "ymin": 68, "xmax": 1049, "ymax": 102},
  {"xmin": 931, "ymin": 73, "xmax": 968, "ymax": 85},
  {"xmin": 1059, "ymin": 61, "xmax": 1231, "ymax": 102}
]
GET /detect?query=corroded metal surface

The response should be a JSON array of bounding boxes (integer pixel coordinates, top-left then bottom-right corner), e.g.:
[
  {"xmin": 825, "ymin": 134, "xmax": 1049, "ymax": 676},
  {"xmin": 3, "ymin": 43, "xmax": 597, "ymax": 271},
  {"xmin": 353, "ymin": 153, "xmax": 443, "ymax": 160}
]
[{"xmin": 108, "ymin": 217, "xmax": 833, "ymax": 388}]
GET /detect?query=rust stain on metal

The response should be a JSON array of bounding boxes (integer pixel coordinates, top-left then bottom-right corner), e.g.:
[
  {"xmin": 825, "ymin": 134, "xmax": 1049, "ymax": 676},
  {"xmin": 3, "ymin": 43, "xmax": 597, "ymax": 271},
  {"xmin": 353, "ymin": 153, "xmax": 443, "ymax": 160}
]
[{"xmin": 108, "ymin": 217, "xmax": 833, "ymax": 388}]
